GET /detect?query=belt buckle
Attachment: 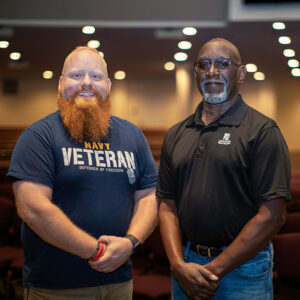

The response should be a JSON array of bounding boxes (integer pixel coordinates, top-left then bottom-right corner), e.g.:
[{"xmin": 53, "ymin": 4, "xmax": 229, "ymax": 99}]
[{"xmin": 196, "ymin": 245, "xmax": 211, "ymax": 257}]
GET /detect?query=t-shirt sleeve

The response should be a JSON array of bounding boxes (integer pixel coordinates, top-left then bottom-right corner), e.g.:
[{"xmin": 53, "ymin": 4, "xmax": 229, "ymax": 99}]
[
  {"xmin": 7, "ymin": 127, "xmax": 55, "ymax": 189},
  {"xmin": 135, "ymin": 130, "xmax": 158, "ymax": 190},
  {"xmin": 156, "ymin": 132, "xmax": 175, "ymax": 199},
  {"xmin": 249, "ymin": 125, "xmax": 291, "ymax": 203}
]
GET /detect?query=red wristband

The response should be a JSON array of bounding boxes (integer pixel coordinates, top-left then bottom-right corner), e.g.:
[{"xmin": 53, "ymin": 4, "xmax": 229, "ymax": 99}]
[{"xmin": 89, "ymin": 242, "xmax": 104, "ymax": 261}]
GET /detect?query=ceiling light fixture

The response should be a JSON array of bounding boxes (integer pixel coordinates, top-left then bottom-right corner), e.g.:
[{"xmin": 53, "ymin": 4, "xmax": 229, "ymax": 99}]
[
  {"xmin": 178, "ymin": 41, "xmax": 192, "ymax": 50},
  {"xmin": 291, "ymin": 68, "xmax": 300, "ymax": 77},
  {"xmin": 254, "ymin": 72, "xmax": 265, "ymax": 81},
  {"xmin": 82, "ymin": 26, "xmax": 95, "ymax": 34},
  {"xmin": 114, "ymin": 71, "xmax": 126, "ymax": 80},
  {"xmin": 272, "ymin": 22, "xmax": 285, "ymax": 30},
  {"xmin": 182, "ymin": 27, "xmax": 197, "ymax": 36},
  {"xmin": 43, "ymin": 71, "xmax": 53, "ymax": 79},
  {"xmin": 9, "ymin": 52, "xmax": 21, "ymax": 60},
  {"xmin": 245, "ymin": 63, "xmax": 257, "ymax": 73},
  {"xmin": 278, "ymin": 36, "xmax": 291, "ymax": 45},
  {"xmin": 164, "ymin": 62, "xmax": 175, "ymax": 71},
  {"xmin": 174, "ymin": 52, "xmax": 188, "ymax": 61},
  {"xmin": 0, "ymin": 41, "xmax": 9, "ymax": 48},
  {"xmin": 283, "ymin": 49, "xmax": 295, "ymax": 57},
  {"xmin": 288, "ymin": 59, "xmax": 299, "ymax": 68},
  {"xmin": 87, "ymin": 40, "xmax": 100, "ymax": 49}
]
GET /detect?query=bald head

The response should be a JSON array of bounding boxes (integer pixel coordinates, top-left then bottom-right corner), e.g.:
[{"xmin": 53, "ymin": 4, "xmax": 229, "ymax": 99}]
[
  {"xmin": 197, "ymin": 38, "xmax": 242, "ymax": 65},
  {"xmin": 62, "ymin": 46, "xmax": 108, "ymax": 78}
]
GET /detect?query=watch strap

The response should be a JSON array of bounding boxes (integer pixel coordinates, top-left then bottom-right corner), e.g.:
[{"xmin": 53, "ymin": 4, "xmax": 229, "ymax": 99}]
[{"xmin": 124, "ymin": 234, "xmax": 141, "ymax": 254}]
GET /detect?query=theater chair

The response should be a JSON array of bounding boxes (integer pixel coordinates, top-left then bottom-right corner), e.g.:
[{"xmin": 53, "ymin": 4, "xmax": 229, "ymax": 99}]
[
  {"xmin": 287, "ymin": 175, "xmax": 300, "ymax": 213},
  {"xmin": 132, "ymin": 226, "xmax": 171, "ymax": 300},
  {"xmin": 6, "ymin": 255, "xmax": 24, "ymax": 300},
  {"xmin": 278, "ymin": 211, "xmax": 300, "ymax": 234},
  {"xmin": 0, "ymin": 196, "xmax": 23, "ymax": 299},
  {"xmin": 0, "ymin": 182, "xmax": 14, "ymax": 202},
  {"xmin": 273, "ymin": 233, "xmax": 300, "ymax": 300}
]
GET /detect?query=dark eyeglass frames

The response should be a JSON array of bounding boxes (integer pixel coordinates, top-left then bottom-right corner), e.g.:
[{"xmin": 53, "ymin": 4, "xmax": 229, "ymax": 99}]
[{"xmin": 194, "ymin": 59, "xmax": 241, "ymax": 73}]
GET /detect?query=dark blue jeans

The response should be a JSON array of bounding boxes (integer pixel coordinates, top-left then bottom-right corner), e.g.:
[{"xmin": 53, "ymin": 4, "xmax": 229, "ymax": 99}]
[{"xmin": 172, "ymin": 242, "xmax": 273, "ymax": 300}]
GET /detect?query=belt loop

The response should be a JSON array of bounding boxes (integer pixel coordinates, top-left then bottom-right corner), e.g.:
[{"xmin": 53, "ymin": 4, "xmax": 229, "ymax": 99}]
[
  {"xmin": 25, "ymin": 287, "xmax": 30, "ymax": 300},
  {"xmin": 207, "ymin": 248, "xmax": 211, "ymax": 258}
]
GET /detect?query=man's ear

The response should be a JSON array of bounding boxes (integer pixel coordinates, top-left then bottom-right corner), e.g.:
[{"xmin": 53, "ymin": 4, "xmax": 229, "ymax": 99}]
[
  {"xmin": 107, "ymin": 78, "xmax": 112, "ymax": 95},
  {"xmin": 238, "ymin": 65, "xmax": 247, "ymax": 84},
  {"xmin": 58, "ymin": 76, "xmax": 63, "ymax": 93}
]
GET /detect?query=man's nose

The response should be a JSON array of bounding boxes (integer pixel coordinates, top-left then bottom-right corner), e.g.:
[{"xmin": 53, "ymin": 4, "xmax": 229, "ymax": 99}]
[
  {"xmin": 81, "ymin": 74, "xmax": 92, "ymax": 87},
  {"xmin": 207, "ymin": 63, "xmax": 219, "ymax": 76}
]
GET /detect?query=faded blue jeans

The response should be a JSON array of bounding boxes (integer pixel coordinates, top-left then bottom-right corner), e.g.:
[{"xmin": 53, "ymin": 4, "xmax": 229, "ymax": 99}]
[{"xmin": 172, "ymin": 242, "xmax": 273, "ymax": 300}]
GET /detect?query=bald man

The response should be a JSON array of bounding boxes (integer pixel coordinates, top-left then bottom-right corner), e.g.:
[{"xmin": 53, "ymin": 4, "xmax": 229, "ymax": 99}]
[
  {"xmin": 157, "ymin": 38, "xmax": 290, "ymax": 299},
  {"xmin": 8, "ymin": 47, "xmax": 158, "ymax": 300}
]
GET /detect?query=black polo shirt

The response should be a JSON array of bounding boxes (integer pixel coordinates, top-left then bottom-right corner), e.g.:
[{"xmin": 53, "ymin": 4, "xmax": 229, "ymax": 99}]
[{"xmin": 157, "ymin": 96, "xmax": 291, "ymax": 246}]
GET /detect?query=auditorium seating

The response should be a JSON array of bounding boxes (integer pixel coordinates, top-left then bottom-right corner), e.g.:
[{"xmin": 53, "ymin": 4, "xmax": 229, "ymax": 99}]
[
  {"xmin": 132, "ymin": 226, "xmax": 171, "ymax": 299},
  {"xmin": 273, "ymin": 174, "xmax": 300, "ymax": 300},
  {"xmin": 0, "ymin": 194, "xmax": 23, "ymax": 300}
]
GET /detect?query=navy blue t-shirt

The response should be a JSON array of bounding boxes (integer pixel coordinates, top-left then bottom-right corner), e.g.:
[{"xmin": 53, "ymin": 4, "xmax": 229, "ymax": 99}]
[{"xmin": 8, "ymin": 111, "xmax": 158, "ymax": 288}]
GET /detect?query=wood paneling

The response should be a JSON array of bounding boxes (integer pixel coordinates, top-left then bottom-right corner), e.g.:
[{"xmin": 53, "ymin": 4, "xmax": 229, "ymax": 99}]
[{"xmin": 290, "ymin": 151, "xmax": 300, "ymax": 175}]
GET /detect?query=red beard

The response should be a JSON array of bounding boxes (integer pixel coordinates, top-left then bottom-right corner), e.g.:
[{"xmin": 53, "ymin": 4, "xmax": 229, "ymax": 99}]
[{"xmin": 57, "ymin": 88, "xmax": 111, "ymax": 143}]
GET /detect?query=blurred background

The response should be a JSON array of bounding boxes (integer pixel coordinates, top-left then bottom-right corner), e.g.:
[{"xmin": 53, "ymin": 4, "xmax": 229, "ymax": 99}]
[
  {"xmin": 0, "ymin": 1, "xmax": 300, "ymax": 299},
  {"xmin": 0, "ymin": 0, "xmax": 299, "ymax": 171}
]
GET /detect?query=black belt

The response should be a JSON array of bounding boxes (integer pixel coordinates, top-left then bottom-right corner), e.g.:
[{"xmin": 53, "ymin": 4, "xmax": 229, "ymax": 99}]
[{"xmin": 189, "ymin": 243, "xmax": 223, "ymax": 257}]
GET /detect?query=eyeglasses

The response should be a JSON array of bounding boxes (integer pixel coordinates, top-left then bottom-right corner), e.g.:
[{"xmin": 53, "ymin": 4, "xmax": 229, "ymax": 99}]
[{"xmin": 194, "ymin": 59, "xmax": 241, "ymax": 73}]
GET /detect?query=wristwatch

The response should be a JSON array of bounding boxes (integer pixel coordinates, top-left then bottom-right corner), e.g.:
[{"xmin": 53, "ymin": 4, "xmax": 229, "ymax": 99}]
[{"xmin": 124, "ymin": 234, "xmax": 141, "ymax": 254}]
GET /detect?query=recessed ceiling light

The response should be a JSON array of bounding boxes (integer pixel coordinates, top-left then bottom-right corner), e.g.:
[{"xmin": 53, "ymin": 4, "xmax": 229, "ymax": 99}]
[
  {"xmin": 82, "ymin": 26, "xmax": 95, "ymax": 34},
  {"xmin": 9, "ymin": 52, "xmax": 21, "ymax": 60},
  {"xmin": 178, "ymin": 41, "xmax": 192, "ymax": 50},
  {"xmin": 114, "ymin": 71, "xmax": 126, "ymax": 80},
  {"xmin": 245, "ymin": 63, "xmax": 257, "ymax": 72},
  {"xmin": 43, "ymin": 70, "xmax": 53, "ymax": 79},
  {"xmin": 87, "ymin": 40, "xmax": 100, "ymax": 49},
  {"xmin": 291, "ymin": 68, "xmax": 300, "ymax": 77},
  {"xmin": 288, "ymin": 59, "xmax": 299, "ymax": 68},
  {"xmin": 99, "ymin": 51, "xmax": 104, "ymax": 58},
  {"xmin": 278, "ymin": 36, "xmax": 291, "ymax": 45},
  {"xmin": 182, "ymin": 27, "xmax": 197, "ymax": 36},
  {"xmin": 254, "ymin": 72, "xmax": 265, "ymax": 81},
  {"xmin": 174, "ymin": 52, "xmax": 188, "ymax": 61},
  {"xmin": 283, "ymin": 49, "xmax": 295, "ymax": 57},
  {"xmin": 164, "ymin": 62, "xmax": 175, "ymax": 71},
  {"xmin": 272, "ymin": 22, "xmax": 285, "ymax": 30},
  {"xmin": 0, "ymin": 41, "xmax": 9, "ymax": 48}
]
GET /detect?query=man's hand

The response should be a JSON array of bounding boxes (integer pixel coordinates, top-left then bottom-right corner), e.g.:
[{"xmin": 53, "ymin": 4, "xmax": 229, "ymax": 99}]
[
  {"xmin": 88, "ymin": 235, "xmax": 133, "ymax": 273},
  {"xmin": 172, "ymin": 261, "xmax": 219, "ymax": 300}
]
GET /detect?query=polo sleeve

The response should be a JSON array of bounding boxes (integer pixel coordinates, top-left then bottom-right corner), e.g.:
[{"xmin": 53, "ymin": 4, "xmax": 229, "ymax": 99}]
[
  {"xmin": 249, "ymin": 125, "xmax": 291, "ymax": 203},
  {"xmin": 156, "ymin": 133, "xmax": 175, "ymax": 199},
  {"xmin": 7, "ymin": 127, "xmax": 55, "ymax": 189},
  {"xmin": 135, "ymin": 131, "xmax": 158, "ymax": 191}
]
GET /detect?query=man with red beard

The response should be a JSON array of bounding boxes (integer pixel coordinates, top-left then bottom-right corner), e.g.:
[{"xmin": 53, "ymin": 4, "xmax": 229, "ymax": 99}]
[
  {"xmin": 157, "ymin": 38, "xmax": 290, "ymax": 299},
  {"xmin": 8, "ymin": 47, "xmax": 158, "ymax": 299}
]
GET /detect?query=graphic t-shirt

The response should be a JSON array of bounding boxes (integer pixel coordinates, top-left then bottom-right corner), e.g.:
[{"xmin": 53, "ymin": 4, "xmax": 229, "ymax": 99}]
[{"xmin": 8, "ymin": 111, "xmax": 158, "ymax": 288}]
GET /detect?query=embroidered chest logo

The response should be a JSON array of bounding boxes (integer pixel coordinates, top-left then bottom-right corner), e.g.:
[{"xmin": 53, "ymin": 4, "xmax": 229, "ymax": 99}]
[{"xmin": 218, "ymin": 133, "xmax": 231, "ymax": 145}]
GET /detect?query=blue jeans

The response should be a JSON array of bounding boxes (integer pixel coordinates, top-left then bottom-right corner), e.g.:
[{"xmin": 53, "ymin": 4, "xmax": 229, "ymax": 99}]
[{"xmin": 172, "ymin": 242, "xmax": 273, "ymax": 300}]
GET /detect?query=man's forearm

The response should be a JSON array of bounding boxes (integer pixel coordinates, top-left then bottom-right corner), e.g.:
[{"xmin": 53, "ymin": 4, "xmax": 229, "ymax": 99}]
[
  {"xmin": 159, "ymin": 198, "xmax": 185, "ymax": 269},
  {"xmin": 127, "ymin": 188, "xmax": 159, "ymax": 243},
  {"xmin": 159, "ymin": 198, "xmax": 219, "ymax": 300},
  {"xmin": 206, "ymin": 198, "xmax": 286, "ymax": 278},
  {"xmin": 14, "ymin": 181, "xmax": 98, "ymax": 259}
]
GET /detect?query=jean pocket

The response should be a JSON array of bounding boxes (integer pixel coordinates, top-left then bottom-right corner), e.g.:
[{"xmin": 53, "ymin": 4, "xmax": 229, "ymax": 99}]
[{"xmin": 234, "ymin": 253, "xmax": 271, "ymax": 279}]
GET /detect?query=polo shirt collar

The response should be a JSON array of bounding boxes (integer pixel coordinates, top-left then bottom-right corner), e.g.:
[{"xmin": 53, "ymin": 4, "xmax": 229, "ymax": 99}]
[{"xmin": 186, "ymin": 95, "xmax": 248, "ymax": 127}]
